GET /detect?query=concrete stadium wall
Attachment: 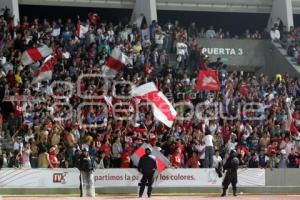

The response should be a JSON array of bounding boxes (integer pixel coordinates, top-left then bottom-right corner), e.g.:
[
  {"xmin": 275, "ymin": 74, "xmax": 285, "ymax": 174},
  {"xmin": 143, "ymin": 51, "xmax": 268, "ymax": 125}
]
[
  {"xmin": 198, "ymin": 38, "xmax": 300, "ymax": 77},
  {"xmin": 262, "ymin": 41, "xmax": 300, "ymax": 77}
]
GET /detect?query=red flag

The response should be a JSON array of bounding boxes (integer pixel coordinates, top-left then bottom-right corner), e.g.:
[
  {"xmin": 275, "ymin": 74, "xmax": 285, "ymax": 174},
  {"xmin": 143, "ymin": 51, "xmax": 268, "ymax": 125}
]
[{"xmin": 195, "ymin": 68, "xmax": 220, "ymax": 91}]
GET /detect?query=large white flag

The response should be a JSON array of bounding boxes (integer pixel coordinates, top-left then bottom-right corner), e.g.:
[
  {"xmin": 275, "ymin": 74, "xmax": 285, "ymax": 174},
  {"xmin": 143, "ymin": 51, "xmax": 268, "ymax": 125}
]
[{"xmin": 131, "ymin": 82, "xmax": 177, "ymax": 127}]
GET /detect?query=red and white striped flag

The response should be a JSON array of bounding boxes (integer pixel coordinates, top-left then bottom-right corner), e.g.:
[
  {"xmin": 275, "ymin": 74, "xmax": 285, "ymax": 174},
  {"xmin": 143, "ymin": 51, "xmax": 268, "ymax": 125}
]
[
  {"xmin": 76, "ymin": 23, "xmax": 89, "ymax": 38},
  {"xmin": 32, "ymin": 55, "xmax": 58, "ymax": 84},
  {"xmin": 102, "ymin": 47, "xmax": 132, "ymax": 77},
  {"xmin": 131, "ymin": 82, "xmax": 177, "ymax": 127},
  {"xmin": 21, "ymin": 45, "xmax": 53, "ymax": 66},
  {"xmin": 131, "ymin": 143, "xmax": 170, "ymax": 172}
]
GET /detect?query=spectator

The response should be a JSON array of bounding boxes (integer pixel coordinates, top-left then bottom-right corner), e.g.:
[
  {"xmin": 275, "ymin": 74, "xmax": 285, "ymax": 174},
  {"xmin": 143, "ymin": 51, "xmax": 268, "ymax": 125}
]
[
  {"xmin": 20, "ymin": 142, "xmax": 31, "ymax": 168},
  {"xmin": 248, "ymin": 153, "xmax": 259, "ymax": 168},
  {"xmin": 206, "ymin": 26, "xmax": 216, "ymax": 38},
  {"xmin": 112, "ymin": 137, "xmax": 123, "ymax": 168},
  {"xmin": 188, "ymin": 22, "xmax": 198, "ymax": 39},
  {"xmin": 288, "ymin": 148, "xmax": 299, "ymax": 168},
  {"xmin": 278, "ymin": 150, "xmax": 288, "ymax": 168},
  {"xmin": 258, "ymin": 149, "xmax": 269, "ymax": 168},
  {"xmin": 171, "ymin": 148, "xmax": 183, "ymax": 168},
  {"xmin": 212, "ymin": 150, "xmax": 222, "ymax": 168},
  {"xmin": 270, "ymin": 26, "xmax": 280, "ymax": 41},
  {"xmin": 187, "ymin": 151, "xmax": 200, "ymax": 168},
  {"xmin": 38, "ymin": 145, "xmax": 51, "ymax": 168},
  {"xmin": 176, "ymin": 37, "xmax": 188, "ymax": 69},
  {"xmin": 93, "ymin": 153, "xmax": 105, "ymax": 169},
  {"xmin": 203, "ymin": 131, "xmax": 214, "ymax": 168},
  {"xmin": 49, "ymin": 146, "xmax": 60, "ymax": 168}
]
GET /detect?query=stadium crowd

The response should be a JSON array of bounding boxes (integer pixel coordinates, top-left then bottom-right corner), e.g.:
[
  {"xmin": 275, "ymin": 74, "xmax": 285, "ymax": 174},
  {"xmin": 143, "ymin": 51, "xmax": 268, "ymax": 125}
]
[{"xmin": 0, "ymin": 10, "xmax": 300, "ymax": 170}]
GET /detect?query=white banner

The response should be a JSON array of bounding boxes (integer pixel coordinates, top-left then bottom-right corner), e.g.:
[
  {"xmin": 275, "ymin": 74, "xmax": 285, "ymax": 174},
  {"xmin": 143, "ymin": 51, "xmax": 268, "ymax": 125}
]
[
  {"xmin": 0, "ymin": 168, "xmax": 265, "ymax": 188},
  {"xmin": 0, "ymin": 168, "xmax": 79, "ymax": 188},
  {"xmin": 93, "ymin": 168, "xmax": 265, "ymax": 187}
]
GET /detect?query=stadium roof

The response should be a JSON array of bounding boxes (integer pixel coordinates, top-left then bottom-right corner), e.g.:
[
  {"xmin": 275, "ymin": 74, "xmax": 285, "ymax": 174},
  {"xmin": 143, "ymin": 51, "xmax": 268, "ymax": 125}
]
[{"xmin": 18, "ymin": 0, "xmax": 300, "ymax": 14}]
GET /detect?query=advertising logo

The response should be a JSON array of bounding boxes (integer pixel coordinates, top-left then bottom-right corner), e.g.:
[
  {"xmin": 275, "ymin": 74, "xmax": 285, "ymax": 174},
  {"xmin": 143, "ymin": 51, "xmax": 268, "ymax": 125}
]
[{"xmin": 53, "ymin": 172, "xmax": 67, "ymax": 184}]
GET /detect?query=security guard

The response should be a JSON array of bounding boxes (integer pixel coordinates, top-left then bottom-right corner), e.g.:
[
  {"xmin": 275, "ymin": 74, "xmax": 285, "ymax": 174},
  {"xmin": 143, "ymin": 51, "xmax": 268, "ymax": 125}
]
[
  {"xmin": 138, "ymin": 148, "xmax": 157, "ymax": 198},
  {"xmin": 221, "ymin": 150, "xmax": 239, "ymax": 197},
  {"xmin": 79, "ymin": 148, "xmax": 95, "ymax": 197}
]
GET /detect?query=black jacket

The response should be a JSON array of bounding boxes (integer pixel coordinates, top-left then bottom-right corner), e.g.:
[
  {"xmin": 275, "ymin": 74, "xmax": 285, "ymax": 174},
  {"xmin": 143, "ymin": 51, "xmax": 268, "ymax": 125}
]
[
  {"xmin": 0, "ymin": 155, "xmax": 3, "ymax": 169},
  {"xmin": 138, "ymin": 155, "xmax": 157, "ymax": 174},
  {"xmin": 79, "ymin": 156, "xmax": 93, "ymax": 172},
  {"xmin": 223, "ymin": 156, "xmax": 239, "ymax": 173}
]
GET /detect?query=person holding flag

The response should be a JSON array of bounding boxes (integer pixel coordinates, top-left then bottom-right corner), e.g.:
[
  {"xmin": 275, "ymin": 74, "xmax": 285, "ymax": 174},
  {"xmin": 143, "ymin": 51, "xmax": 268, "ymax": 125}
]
[{"xmin": 138, "ymin": 148, "xmax": 157, "ymax": 198}]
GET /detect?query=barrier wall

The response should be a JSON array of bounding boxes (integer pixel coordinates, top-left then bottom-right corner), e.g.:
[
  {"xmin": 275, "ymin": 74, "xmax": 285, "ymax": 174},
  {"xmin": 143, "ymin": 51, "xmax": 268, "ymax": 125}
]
[
  {"xmin": 0, "ymin": 168, "xmax": 264, "ymax": 188},
  {"xmin": 0, "ymin": 168, "xmax": 300, "ymax": 195}
]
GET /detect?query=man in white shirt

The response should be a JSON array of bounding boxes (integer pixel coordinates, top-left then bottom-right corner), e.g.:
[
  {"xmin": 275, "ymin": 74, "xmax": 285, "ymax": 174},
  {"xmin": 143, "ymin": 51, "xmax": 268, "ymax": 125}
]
[
  {"xmin": 203, "ymin": 131, "xmax": 214, "ymax": 168},
  {"xmin": 270, "ymin": 26, "xmax": 280, "ymax": 41},
  {"xmin": 176, "ymin": 37, "xmax": 188, "ymax": 68},
  {"xmin": 155, "ymin": 30, "xmax": 165, "ymax": 50},
  {"xmin": 206, "ymin": 26, "xmax": 216, "ymax": 38},
  {"xmin": 212, "ymin": 149, "xmax": 222, "ymax": 168}
]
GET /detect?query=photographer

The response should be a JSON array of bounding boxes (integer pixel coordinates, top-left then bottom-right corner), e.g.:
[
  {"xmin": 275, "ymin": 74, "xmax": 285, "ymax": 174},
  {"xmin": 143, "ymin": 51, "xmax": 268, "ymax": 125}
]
[
  {"xmin": 221, "ymin": 150, "xmax": 239, "ymax": 197},
  {"xmin": 79, "ymin": 148, "xmax": 95, "ymax": 197}
]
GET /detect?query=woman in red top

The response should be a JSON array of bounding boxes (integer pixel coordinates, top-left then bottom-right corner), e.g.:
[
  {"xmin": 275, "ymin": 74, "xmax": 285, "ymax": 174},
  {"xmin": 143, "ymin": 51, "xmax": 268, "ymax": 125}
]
[
  {"xmin": 120, "ymin": 144, "xmax": 131, "ymax": 168},
  {"xmin": 171, "ymin": 148, "xmax": 183, "ymax": 168},
  {"xmin": 187, "ymin": 151, "xmax": 200, "ymax": 168},
  {"xmin": 100, "ymin": 139, "xmax": 112, "ymax": 159},
  {"xmin": 49, "ymin": 146, "xmax": 60, "ymax": 168}
]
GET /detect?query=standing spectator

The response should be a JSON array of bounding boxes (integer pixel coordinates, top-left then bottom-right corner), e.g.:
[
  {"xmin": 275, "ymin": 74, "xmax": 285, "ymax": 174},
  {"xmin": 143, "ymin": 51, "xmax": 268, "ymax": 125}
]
[
  {"xmin": 21, "ymin": 142, "xmax": 31, "ymax": 168},
  {"xmin": 49, "ymin": 146, "xmax": 60, "ymax": 169},
  {"xmin": 212, "ymin": 150, "xmax": 222, "ymax": 168},
  {"xmin": 176, "ymin": 37, "xmax": 188, "ymax": 69},
  {"xmin": 278, "ymin": 150, "xmax": 288, "ymax": 168},
  {"xmin": 112, "ymin": 137, "xmax": 123, "ymax": 168},
  {"xmin": 203, "ymin": 131, "xmax": 214, "ymax": 168},
  {"xmin": 288, "ymin": 148, "xmax": 299, "ymax": 168},
  {"xmin": 206, "ymin": 26, "xmax": 216, "ymax": 38},
  {"xmin": 8, "ymin": 150, "xmax": 21, "ymax": 168},
  {"xmin": 155, "ymin": 30, "xmax": 165, "ymax": 50},
  {"xmin": 188, "ymin": 22, "xmax": 198, "ymax": 39},
  {"xmin": 38, "ymin": 146, "xmax": 51, "ymax": 168},
  {"xmin": 270, "ymin": 26, "xmax": 280, "ymax": 41}
]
